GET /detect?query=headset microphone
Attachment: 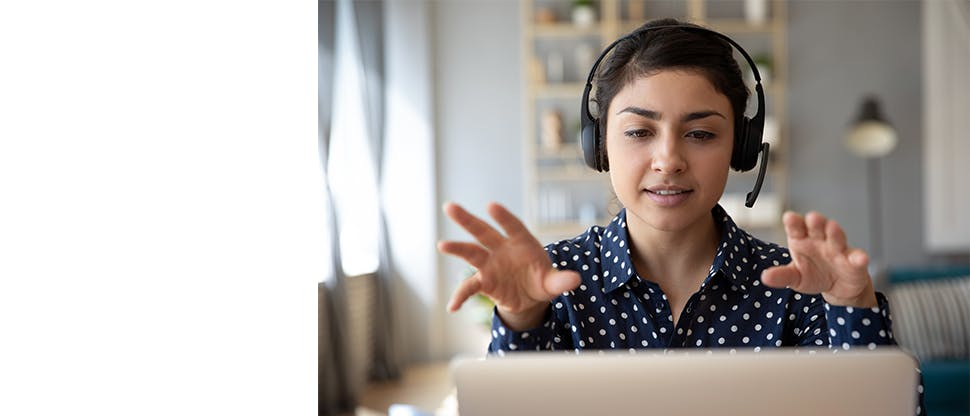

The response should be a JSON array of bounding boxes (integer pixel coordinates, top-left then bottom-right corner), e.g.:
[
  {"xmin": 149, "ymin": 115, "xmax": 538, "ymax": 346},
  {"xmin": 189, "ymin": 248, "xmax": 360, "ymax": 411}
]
[
  {"xmin": 580, "ymin": 24, "xmax": 771, "ymax": 208},
  {"xmin": 745, "ymin": 142, "xmax": 769, "ymax": 208}
]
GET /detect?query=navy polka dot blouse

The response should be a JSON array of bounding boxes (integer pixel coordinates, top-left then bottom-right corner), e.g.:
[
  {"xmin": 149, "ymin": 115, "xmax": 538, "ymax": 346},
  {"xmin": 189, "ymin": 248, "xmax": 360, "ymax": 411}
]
[{"xmin": 488, "ymin": 205, "xmax": 925, "ymax": 414}]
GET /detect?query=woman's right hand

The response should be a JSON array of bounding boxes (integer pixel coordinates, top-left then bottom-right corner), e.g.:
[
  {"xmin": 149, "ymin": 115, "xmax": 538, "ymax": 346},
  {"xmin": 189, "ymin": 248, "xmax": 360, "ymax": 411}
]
[{"xmin": 437, "ymin": 202, "xmax": 581, "ymax": 331}]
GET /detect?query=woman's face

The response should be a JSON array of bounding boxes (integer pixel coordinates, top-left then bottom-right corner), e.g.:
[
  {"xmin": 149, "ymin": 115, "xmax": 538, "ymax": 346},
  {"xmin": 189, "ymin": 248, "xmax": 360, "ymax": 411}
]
[{"xmin": 605, "ymin": 69, "xmax": 734, "ymax": 234}]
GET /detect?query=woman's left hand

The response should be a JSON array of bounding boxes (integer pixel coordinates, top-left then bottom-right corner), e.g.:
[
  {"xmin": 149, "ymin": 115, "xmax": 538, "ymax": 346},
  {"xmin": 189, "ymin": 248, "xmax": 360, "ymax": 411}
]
[{"xmin": 761, "ymin": 211, "xmax": 878, "ymax": 308}]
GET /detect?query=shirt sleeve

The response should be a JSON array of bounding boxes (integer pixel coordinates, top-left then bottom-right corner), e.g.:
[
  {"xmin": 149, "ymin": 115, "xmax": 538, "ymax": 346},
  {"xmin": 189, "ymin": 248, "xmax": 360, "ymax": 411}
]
[
  {"xmin": 792, "ymin": 291, "xmax": 896, "ymax": 349},
  {"xmin": 487, "ymin": 305, "xmax": 573, "ymax": 353},
  {"xmin": 827, "ymin": 294, "xmax": 927, "ymax": 416},
  {"xmin": 823, "ymin": 291, "xmax": 896, "ymax": 350}
]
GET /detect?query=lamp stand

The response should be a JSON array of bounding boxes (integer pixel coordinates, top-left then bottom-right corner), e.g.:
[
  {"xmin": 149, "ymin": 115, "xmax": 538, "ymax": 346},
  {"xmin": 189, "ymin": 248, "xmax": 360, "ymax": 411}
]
[
  {"xmin": 868, "ymin": 158, "xmax": 883, "ymax": 261},
  {"xmin": 866, "ymin": 157, "xmax": 887, "ymax": 289}
]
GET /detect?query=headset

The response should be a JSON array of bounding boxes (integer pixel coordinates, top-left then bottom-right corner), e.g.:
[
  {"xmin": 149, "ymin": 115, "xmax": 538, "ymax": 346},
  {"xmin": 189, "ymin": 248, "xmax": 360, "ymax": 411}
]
[{"xmin": 580, "ymin": 24, "xmax": 770, "ymax": 208}]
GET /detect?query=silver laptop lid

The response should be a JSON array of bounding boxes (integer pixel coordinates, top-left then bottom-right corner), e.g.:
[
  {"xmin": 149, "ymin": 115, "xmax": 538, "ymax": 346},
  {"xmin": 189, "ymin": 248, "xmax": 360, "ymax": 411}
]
[{"xmin": 453, "ymin": 348, "xmax": 918, "ymax": 416}]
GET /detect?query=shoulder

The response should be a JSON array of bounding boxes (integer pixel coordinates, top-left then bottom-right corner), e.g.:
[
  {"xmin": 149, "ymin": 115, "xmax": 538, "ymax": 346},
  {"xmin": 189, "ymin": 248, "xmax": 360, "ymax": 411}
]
[
  {"xmin": 713, "ymin": 205, "xmax": 792, "ymax": 275},
  {"xmin": 737, "ymin": 229, "xmax": 791, "ymax": 270},
  {"xmin": 544, "ymin": 223, "xmax": 608, "ymax": 266}
]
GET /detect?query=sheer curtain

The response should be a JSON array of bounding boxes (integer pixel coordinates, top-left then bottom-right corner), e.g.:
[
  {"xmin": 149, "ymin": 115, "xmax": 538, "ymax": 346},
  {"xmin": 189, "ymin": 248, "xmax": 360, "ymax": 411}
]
[
  {"xmin": 318, "ymin": 1, "xmax": 351, "ymax": 414},
  {"xmin": 319, "ymin": 0, "xmax": 411, "ymax": 413},
  {"xmin": 340, "ymin": 0, "xmax": 403, "ymax": 383}
]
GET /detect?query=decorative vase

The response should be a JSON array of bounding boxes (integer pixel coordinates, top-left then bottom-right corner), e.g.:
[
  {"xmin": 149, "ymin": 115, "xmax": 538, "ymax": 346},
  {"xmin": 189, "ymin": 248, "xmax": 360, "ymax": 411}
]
[
  {"xmin": 536, "ymin": 7, "xmax": 556, "ymax": 24},
  {"xmin": 540, "ymin": 109, "xmax": 564, "ymax": 152},
  {"xmin": 744, "ymin": 0, "xmax": 768, "ymax": 25},
  {"xmin": 571, "ymin": 5, "xmax": 595, "ymax": 27}
]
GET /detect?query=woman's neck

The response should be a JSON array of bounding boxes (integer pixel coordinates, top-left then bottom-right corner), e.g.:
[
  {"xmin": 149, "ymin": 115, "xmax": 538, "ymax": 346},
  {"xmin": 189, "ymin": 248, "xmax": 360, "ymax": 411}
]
[{"xmin": 626, "ymin": 210, "xmax": 721, "ymax": 294}]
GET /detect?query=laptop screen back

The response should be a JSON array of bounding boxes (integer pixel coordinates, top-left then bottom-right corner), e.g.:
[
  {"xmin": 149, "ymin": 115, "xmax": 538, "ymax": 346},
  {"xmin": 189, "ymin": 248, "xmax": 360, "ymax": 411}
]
[{"xmin": 453, "ymin": 348, "xmax": 918, "ymax": 416}]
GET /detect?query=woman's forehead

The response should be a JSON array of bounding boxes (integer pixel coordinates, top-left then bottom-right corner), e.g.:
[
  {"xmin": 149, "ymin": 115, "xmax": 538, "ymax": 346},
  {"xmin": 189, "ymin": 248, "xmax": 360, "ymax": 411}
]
[{"xmin": 610, "ymin": 70, "xmax": 731, "ymax": 115}]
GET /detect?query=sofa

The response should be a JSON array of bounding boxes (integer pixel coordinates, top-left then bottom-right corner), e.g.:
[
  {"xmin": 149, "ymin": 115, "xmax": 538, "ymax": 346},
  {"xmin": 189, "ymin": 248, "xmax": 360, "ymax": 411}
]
[{"xmin": 884, "ymin": 265, "xmax": 970, "ymax": 416}]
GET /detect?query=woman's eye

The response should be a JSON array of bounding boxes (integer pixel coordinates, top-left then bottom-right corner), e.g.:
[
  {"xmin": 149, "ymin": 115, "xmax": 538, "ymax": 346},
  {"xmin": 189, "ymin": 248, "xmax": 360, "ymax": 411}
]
[
  {"xmin": 624, "ymin": 129, "xmax": 651, "ymax": 138},
  {"xmin": 686, "ymin": 130, "xmax": 715, "ymax": 141}
]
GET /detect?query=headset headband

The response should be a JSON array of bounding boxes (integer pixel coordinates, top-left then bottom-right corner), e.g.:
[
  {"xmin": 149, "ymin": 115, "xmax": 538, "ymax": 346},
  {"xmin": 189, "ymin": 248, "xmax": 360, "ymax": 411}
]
[
  {"xmin": 581, "ymin": 25, "xmax": 765, "ymax": 139},
  {"xmin": 579, "ymin": 24, "xmax": 769, "ymax": 208}
]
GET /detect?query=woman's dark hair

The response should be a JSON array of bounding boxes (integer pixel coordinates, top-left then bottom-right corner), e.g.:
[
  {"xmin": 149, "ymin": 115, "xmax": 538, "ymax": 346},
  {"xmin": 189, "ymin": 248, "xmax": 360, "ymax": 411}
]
[{"xmin": 593, "ymin": 18, "xmax": 750, "ymax": 168}]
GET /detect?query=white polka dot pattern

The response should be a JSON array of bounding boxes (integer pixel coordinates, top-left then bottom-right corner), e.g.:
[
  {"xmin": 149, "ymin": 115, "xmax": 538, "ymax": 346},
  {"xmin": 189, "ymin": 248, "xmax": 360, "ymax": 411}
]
[
  {"xmin": 489, "ymin": 206, "xmax": 897, "ymax": 355},
  {"xmin": 485, "ymin": 205, "xmax": 921, "ymax": 414}
]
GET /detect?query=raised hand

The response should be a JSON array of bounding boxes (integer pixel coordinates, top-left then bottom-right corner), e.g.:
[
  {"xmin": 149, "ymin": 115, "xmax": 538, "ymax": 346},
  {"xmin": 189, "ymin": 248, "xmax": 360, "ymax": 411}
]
[
  {"xmin": 761, "ymin": 211, "xmax": 878, "ymax": 307},
  {"xmin": 437, "ymin": 202, "xmax": 581, "ymax": 330}
]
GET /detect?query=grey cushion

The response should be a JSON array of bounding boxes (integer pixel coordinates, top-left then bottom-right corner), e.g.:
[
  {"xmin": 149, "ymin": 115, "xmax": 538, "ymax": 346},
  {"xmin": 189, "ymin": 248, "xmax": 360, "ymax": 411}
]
[{"xmin": 887, "ymin": 276, "xmax": 970, "ymax": 361}]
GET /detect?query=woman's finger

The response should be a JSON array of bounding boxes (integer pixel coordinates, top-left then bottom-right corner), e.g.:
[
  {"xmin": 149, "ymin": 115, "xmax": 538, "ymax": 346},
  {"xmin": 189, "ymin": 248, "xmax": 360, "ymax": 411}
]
[
  {"xmin": 847, "ymin": 248, "xmax": 870, "ymax": 269},
  {"xmin": 437, "ymin": 240, "xmax": 490, "ymax": 269},
  {"xmin": 542, "ymin": 270, "xmax": 582, "ymax": 298},
  {"xmin": 447, "ymin": 273, "xmax": 484, "ymax": 313},
  {"xmin": 804, "ymin": 211, "xmax": 827, "ymax": 240},
  {"xmin": 443, "ymin": 202, "xmax": 505, "ymax": 249},
  {"xmin": 782, "ymin": 211, "xmax": 807, "ymax": 239},
  {"xmin": 761, "ymin": 264, "xmax": 803, "ymax": 290},
  {"xmin": 487, "ymin": 202, "xmax": 532, "ymax": 240},
  {"xmin": 825, "ymin": 219, "xmax": 848, "ymax": 253}
]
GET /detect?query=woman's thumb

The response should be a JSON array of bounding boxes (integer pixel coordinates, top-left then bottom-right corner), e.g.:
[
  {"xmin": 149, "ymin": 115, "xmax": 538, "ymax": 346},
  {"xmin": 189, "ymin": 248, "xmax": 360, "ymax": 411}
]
[{"xmin": 543, "ymin": 270, "xmax": 582, "ymax": 298}]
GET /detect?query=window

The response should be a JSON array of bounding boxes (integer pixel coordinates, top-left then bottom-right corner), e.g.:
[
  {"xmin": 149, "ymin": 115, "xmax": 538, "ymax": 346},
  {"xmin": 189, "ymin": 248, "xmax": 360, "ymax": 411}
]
[{"xmin": 326, "ymin": 0, "xmax": 380, "ymax": 278}]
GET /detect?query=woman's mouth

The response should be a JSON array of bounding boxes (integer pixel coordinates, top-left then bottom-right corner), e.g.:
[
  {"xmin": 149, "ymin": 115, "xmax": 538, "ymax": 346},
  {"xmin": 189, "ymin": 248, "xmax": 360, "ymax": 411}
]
[
  {"xmin": 652, "ymin": 189, "xmax": 689, "ymax": 196},
  {"xmin": 645, "ymin": 187, "xmax": 693, "ymax": 206}
]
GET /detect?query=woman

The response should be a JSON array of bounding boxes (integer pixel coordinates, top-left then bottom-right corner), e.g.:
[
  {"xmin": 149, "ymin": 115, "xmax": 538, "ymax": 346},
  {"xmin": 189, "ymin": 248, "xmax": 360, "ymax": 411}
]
[{"xmin": 438, "ymin": 18, "xmax": 922, "ymax": 413}]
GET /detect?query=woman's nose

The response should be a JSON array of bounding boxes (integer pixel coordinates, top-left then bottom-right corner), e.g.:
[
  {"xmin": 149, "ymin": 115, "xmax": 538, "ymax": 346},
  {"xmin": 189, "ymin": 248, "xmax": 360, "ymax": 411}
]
[{"xmin": 651, "ymin": 135, "xmax": 686, "ymax": 174}]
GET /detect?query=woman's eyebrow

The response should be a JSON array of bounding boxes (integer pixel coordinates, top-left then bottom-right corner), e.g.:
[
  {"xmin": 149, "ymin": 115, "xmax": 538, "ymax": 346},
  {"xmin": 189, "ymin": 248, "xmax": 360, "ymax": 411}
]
[
  {"xmin": 616, "ymin": 106, "xmax": 726, "ymax": 122},
  {"xmin": 616, "ymin": 106, "xmax": 660, "ymax": 120},
  {"xmin": 682, "ymin": 110, "xmax": 727, "ymax": 122}
]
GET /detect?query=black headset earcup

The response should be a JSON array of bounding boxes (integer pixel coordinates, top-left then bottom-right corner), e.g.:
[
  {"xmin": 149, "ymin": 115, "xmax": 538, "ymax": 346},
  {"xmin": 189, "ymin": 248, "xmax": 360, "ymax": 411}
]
[
  {"xmin": 732, "ymin": 116, "xmax": 762, "ymax": 172},
  {"xmin": 731, "ymin": 118, "xmax": 749, "ymax": 171},
  {"xmin": 594, "ymin": 122, "xmax": 609, "ymax": 171},
  {"xmin": 581, "ymin": 120, "xmax": 603, "ymax": 172}
]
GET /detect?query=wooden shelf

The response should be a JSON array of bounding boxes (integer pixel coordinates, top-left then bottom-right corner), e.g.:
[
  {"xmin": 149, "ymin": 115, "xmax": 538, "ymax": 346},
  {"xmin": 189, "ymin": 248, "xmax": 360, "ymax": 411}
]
[
  {"xmin": 536, "ymin": 168, "xmax": 607, "ymax": 182},
  {"xmin": 533, "ymin": 83, "xmax": 586, "ymax": 99},
  {"xmin": 703, "ymin": 19, "xmax": 783, "ymax": 34},
  {"xmin": 620, "ymin": 18, "xmax": 781, "ymax": 34},
  {"xmin": 536, "ymin": 146, "xmax": 583, "ymax": 160},
  {"xmin": 535, "ymin": 221, "xmax": 601, "ymax": 238},
  {"xmin": 533, "ymin": 22, "xmax": 602, "ymax": 38}
]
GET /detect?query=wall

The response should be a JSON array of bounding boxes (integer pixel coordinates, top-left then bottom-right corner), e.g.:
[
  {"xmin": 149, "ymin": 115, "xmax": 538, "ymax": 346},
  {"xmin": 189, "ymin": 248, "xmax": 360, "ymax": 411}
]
[
  {"xmin": 787, "ymin": 0, "xmax": 939, "ymax": 267},
  {"xmin": 384, "ymin": 0, "xmax": 441, "ymax": 365},
  {"xmin": 433, "ymin": 1, "xmax": 524, "ymax": 359}
]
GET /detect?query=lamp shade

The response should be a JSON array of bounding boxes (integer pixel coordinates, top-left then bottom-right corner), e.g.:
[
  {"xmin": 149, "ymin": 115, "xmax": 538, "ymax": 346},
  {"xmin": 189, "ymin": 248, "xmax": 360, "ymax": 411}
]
[{"xmin": 845, "ymin": 97, "xmax": 897, "ymax": 158}]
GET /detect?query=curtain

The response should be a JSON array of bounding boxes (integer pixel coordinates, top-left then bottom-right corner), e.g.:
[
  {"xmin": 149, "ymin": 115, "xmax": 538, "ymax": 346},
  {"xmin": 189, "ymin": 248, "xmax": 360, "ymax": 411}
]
[
  {"xmin": 332, "ymin": 0, "xmax": 402, "ymax": 382},
  {"xmin": 352, "ymin": 0, "xmax": 403, "ymax": 382},
  {"xmin": 319, "ymin": 0, "xmax": 402, "ymax": 413},
  {"xmin": 318, "ymin": 1, "xmax": 353, "ymax": 415}
]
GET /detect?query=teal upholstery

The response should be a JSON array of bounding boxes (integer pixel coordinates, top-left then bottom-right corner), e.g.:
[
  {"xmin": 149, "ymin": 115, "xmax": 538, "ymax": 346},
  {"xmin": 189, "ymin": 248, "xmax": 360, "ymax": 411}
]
[
  {"xmin": 920, "ymin": 360, "xmax": 970, "ymax": 416},
  {"xmin": 887, "ymin": 265, "xmax": 970, "ymax": 416},
  {"xmin": 888, "ymin": 265, "xmax": 970, "ymax": 284}
]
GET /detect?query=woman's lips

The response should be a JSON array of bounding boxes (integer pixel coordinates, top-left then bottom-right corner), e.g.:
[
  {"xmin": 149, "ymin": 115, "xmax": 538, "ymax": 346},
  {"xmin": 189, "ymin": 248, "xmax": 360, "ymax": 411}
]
[{"xmin": 645, "ymin": 188, "xmax": 693, "ymax": 206}]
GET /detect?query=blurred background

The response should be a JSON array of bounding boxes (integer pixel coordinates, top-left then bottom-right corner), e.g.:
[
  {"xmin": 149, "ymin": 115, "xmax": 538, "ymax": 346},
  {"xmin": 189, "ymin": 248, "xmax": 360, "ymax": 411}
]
[{"xmin": 319, "ymin": 1, "xmax": 969, "ymax": 415}]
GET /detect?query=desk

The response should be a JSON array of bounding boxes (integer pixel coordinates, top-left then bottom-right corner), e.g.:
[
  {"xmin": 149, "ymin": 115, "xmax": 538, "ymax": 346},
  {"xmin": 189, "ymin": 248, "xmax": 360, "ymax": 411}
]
[{"xmin": 357, "ymin": 362, "xmax": 454, "ymax": 416}]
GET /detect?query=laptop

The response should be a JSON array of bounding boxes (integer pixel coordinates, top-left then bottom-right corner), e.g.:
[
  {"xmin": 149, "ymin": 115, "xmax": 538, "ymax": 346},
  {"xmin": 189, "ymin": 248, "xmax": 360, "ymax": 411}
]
[{"xmin": 453, "ymin": 348, "xmax": 919, "ymax": 416}]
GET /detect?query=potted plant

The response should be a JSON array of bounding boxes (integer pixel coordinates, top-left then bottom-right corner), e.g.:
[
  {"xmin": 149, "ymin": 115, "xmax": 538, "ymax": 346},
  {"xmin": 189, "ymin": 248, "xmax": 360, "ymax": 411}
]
[{"xmin": 571, "ymin": 0, "xmax": 596, "ymax": 27}]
